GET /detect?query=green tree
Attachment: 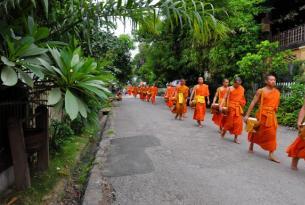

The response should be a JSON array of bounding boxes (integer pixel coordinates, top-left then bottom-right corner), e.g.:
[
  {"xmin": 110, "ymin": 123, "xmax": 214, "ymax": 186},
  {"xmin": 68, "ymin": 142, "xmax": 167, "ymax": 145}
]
[{"xmin": 237, "ymin": 40, "xmax": 292, "ymax": 82}]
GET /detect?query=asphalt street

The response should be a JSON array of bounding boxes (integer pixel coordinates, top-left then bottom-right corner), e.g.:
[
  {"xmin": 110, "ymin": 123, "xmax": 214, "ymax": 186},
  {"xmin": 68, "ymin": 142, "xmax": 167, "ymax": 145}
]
[{"xmin": 101, "ymin": 96, "xmax": 305, "ymax": 205}]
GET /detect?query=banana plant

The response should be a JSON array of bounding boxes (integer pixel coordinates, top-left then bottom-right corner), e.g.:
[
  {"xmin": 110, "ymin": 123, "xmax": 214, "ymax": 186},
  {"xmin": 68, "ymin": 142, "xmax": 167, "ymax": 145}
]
[
  {"xmin": 41, "ymin": 46, "xmax": 112, "ymax": 120},
  {"xmin": 0, "ymin": 16, "xmax": 49, "ymax": 87}
]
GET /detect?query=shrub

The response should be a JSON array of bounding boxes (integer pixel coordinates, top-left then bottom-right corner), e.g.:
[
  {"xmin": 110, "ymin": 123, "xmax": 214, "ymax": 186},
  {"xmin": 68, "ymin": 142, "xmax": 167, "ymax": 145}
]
[
  {"xmin": 277, "ymin": 83, "xmax": 305, "ymax": 127},
  {"xmin": 49, "ymin": 120, "xmax": 74, "ymax": 154}
]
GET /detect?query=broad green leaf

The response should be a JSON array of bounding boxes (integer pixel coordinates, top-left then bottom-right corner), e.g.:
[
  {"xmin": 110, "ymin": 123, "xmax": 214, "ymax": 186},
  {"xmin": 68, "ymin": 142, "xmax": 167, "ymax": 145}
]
[
  {"xmin": 1, "ymin": 56, "xmax": 15, "ymax": 66},
  {"xmin": 38, "ymin": 57, "xmax": 52, "ymax": 70},
  {"xmin": 27, "ymin": 16, "xmax": 35, "ymax": 35},
  {"xmin": 19, "ymin": 70, "xmax": 34, "ymax": 88},
  {"xmin": 48, "ymin": 47, "xmax": 63, "ymax": 68},
  {"xmin": 34, "ymin": 27, "xmax": 49, "ymax": 41},
  {"xmin": 48, "ymin": 88, "xmax": 62, "ymax": 105},
  {"xmin": 41, "ymin": 0, "xmax": 49, "ymax": 17},
  {"xmin": 1, "ymin": 66, "xmax": 18, "ymax": 86},
  {"xmin": 14, "ymin": 37, "xmax": 35, "ymax": 58},
  {"xmin": 77, "ymin": 98, "xmax": 87, "ymax": 118},
  {"xmin": 23, "ymin": 63, "xmax": 44, "ymax": 79},
  {"xmin": 79, "ymin": 83, "xmax": 108, "ymax": 99},
  {"xmin": 21, "ymin": 44, "xmax": 47, "ymax": 57},
  {"xmin": 71, "ymin": 54, "xmax": 80, "ymax": 67},
  {"xmin": 65, "ymin": 89, "xmax": 79, "ymax": 120}
]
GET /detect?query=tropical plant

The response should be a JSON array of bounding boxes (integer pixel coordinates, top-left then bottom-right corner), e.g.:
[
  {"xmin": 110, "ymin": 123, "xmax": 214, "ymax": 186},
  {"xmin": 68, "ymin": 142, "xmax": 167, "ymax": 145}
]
[
  {"xmin": 42, "ymin": 46, "xmax": 112, "ymax": 120},
  {"xmin": 0, "ymin": 17, "xmax": 49, "ymax": 87}
]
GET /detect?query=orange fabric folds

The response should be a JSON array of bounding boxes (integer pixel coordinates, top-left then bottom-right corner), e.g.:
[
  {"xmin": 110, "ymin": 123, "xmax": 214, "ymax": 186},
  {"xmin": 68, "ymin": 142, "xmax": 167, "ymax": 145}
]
[
  {"xmin": 223, "ymin": 86, "xmax": 246, "ymax": 136},
  {"xmin": 174, "ymin": 85, "xmax": 189, "ymax": 114},
  {"xmin": 193, "ymin": 84, "xmax": 210, "ymax": 121},
  {"xmin": 248, "ymin": 88, "xmax": 280, "ymax": 152}
]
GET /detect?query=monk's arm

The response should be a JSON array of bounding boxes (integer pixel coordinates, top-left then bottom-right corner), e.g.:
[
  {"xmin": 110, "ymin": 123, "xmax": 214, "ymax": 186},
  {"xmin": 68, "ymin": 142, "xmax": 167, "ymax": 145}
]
[
  {"xmin": 220, "ymin": 88, "xmax": 230, "ymax": 108},
  {"xmin": 212, "ymin": 89, "xmax": 219, "ymax": 105},
  {"xmin": 244, "ymin": 90, "xmax": 261, "ymax": 121},
  {"xmin": 206, "ymin": 87, "xmax": 210, "ymax": 105},
  {"xmin": 297, "ymin": 99, "xmax": 305, "ymax": 129},
  {"xmin": 190, "ymin": 87, "xmax": 196, "ymax": 100}
]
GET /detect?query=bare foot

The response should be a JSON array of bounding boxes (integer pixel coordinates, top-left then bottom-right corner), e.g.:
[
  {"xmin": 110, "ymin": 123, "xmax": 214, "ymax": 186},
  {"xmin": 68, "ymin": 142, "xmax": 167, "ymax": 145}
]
[
  {"xmin": 198, "ymin": 125, "xmax": 203, "ymax": 128},
  {"xmin": 268, "ymin": 156, "xmax": 280, "ymax": 163},
  {"xmin": 234, "ymin": 138, "xmax": 241, "ymax": 144},
  {"xmin": 220, "ymin": 132, "xmax": 225, "ymax": 139},
  {"xmin": 248, "ymin": 143, "xmax": 254, "ymax": 153},
  {"xmin": 291, "ymin": 158, "xmax": 299, "ymax": 170}
]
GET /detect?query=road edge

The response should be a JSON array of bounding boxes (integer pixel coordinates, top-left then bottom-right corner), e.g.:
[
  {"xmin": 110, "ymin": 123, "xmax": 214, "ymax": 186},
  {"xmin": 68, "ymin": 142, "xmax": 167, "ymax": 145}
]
[{"xmin": 82, "ymin": 110, "xmax": 115, "ymax": 205}]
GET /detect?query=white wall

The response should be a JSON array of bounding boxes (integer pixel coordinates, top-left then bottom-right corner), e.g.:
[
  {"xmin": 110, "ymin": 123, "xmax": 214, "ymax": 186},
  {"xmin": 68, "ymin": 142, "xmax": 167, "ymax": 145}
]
[{"xmin": 0, "ymin": 167, "xmax": 14, "ymax": 193}]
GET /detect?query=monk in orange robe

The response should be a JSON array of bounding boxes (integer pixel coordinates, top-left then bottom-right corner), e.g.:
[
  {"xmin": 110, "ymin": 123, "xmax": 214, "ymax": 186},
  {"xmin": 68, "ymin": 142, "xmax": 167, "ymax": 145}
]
[
  {"xmin": 220, "ymin": 77, "xmax": 246, "ymax": 144},
  {"xmin": 190, "ymin": 77, "xmax": 210, "ymax": 127},
  {"xmin": 286, "ymin": 99, "xmax": 305, "ymax": 170},
  {"xmin": 244, "ymin": 74, "xmax": 280, "ymax": 163},
  {"xmin": 165, "ymin": 83, "xmax": 176, "ymax": 109},
  {"xmin": 127, "ymin": 85, "xmax": 132, "ymax": 95},
  {"xmin": 146, "ymin": 85, "xmax": 152, "ymax": 102},
  {"xmin": 132, "ymin": 86, "xmax": 138, "ymax": 98},
  {"xmin": 151, "ymin": 84, "xmax": 158, "ymax": 104},
  {"xmin": 142, "ymin": 85, "xmax": 147, "ymax": 101},
  {"xmin": 173, "ymin": 79, "xmax": 189, "ymax": 120},
  {"xmin": 212, "ymin": 79, "xmax": 229, "ymax": 132},
  {"xmin": 139, "ymin": 85, "xmax": 144, "ymax": 100}
]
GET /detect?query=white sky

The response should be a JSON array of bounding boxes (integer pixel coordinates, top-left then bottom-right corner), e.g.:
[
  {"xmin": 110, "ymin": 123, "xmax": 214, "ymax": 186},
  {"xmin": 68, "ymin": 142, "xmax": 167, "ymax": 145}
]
[{"xmin": 114, "ymin": 19, "xmax": 139, "ymax": 58}]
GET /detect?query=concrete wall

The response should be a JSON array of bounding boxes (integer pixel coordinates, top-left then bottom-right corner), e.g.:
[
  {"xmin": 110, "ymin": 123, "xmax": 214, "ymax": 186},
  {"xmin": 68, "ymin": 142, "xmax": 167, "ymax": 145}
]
[
  {"xmin": 292, "ymin": 46, "xmax": 305, "ymax": 60},
  {"xmin": 0, "ymin": 167, "xmax": 14, "ymax": 193}
]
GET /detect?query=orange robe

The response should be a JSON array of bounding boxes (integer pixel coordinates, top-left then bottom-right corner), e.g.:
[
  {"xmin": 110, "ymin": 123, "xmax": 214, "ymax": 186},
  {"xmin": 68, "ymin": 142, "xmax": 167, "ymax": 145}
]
[
  {"xmin": 212, "ymin": 87, "xmax": 228, "ymax": 127},
  {"xmin": 146, "ymin": 87, "xmax": 152, "ymax": 102},
  {"xmin": 151, "ymin": 86, "xmax": 158, "ymax": 104},
  {"xmin": 193, "ymin": 84, "xmax": 210, "ymax": 121},
  {"xmin": 173, "ymin": 85, "xmax": 189, "ymax": 114},
  {"xmin": 223, "ymin": 86, "xmax": 246, "ymax": 136},
  {"xmin": 132, "ymin": 87, "xmax": 138, "ymax": 98},
  {"xmin": 142, "ymin": 87, "xmax": 147, "ymax": 100},
  {"xmin": 287, "ymin": 137, "xmax": 305, "ymax": 160},
  {"xmin": 139, "ymin": 87, "xmax": 144, "ymax": 100},
  {"xmin": 165, "ymin": 87, "xmax": 175, "ymax": 107},
  {"xmin": 127, "ymin": 86, "xmax": 132, "ymax": 95},
  {"xmin": 248, "ymin": 88, "xmax": 280, "ymax": 152}
]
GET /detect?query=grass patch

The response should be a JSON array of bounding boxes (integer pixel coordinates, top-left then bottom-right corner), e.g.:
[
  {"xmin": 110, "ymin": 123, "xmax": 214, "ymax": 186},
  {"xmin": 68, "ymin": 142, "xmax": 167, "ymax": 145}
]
[
  {"xmin": 1, "ymin": 128, "xmax": 96, "ymax": 205},
  {"xmin": 106, "ymin": 129, "xmax": 114, "ymax": 136}
]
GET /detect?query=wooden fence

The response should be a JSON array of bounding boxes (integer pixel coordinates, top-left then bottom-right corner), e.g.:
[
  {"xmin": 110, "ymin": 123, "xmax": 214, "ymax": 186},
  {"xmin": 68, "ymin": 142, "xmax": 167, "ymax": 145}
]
[
  {"xmin": 272, "ymin": 24, "xmax": 305, "ymax": 49},
  {"xmin": 276, "ymin": 82, "xmax": 295, "ymax": 97}
]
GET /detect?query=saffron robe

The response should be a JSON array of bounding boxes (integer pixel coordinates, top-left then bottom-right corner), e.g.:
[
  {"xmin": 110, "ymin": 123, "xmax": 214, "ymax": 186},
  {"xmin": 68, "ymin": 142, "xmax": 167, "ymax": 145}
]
[
  {"xmin": 165, "ymin": 86, "xmax": 175, "ymax": 107},
  {"xmin": 248, "ymin": 88, "xmax": 280, "ymax": 152},
  {"xmin": 151, "ymin": 86, "xmax": 158, "ymax": 104},
  {"xmin": 287, "ymin": 137, "xmax": 305, "ymax": 160},
  {"xmin": 132, "ymin": 87, "xmax": 138, "ymax": 98},
  {"xmin": 222, "ymin": 86, "xmax": 246, "ymax": 136},
  {"xmin": 212, "ymin": 87, "xmax": 228, "ymax": 127},
  {"xmin": 193, "ymin": 84, "xmax": 210, "ymax": 121},
  {"xmin": 173, "ymin": 85, "xmax": 189, "ymax": 114}
]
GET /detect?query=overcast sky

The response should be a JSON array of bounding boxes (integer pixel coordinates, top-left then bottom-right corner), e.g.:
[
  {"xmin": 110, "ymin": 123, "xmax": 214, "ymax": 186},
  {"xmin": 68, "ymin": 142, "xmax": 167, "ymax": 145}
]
[{"xmin": 113, "ymin": 19, "xmax": 139, "ymax": 58}]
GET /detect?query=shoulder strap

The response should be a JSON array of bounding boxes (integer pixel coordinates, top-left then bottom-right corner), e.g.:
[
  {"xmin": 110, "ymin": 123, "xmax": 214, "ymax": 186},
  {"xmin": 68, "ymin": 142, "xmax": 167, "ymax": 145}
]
[
  {"xmin": 258, "ymin": 88, "xmax": 264, "ymax": 120},
  {"xmin": 224, "ymin": 87, "xmax": 231, "ymax": 107}
]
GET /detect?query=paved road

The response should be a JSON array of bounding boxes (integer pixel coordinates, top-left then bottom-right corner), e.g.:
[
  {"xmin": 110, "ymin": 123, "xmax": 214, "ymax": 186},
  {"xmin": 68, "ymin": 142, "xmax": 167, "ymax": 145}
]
[{"xmin": 102, "ymin": 96, "xmax": 305, "ymax": 205}]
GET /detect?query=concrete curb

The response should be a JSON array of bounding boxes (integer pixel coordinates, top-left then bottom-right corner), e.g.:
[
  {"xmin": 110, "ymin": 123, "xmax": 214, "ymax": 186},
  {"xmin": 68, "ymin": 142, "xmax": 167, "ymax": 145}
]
[{"xmin": 82, "ymin": 111, "xmax": 114, "ymax": 205}]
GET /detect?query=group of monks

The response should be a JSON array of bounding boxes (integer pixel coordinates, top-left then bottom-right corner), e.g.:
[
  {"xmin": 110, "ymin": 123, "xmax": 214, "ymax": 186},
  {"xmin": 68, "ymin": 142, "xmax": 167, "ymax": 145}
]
[
  {"xmin": 127, "ymin": 84, "xmax": 159, "ymax": 104},
  {"xmin": 161, "ymin": 75, "xmax": 305, "ymax": 170}
]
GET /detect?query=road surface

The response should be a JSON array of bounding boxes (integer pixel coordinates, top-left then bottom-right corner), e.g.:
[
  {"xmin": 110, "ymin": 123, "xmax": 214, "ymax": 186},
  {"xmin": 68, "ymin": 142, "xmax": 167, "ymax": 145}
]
[{"xmin": 101, "ymin": 96, "xmax": 305, "ymax": 205}]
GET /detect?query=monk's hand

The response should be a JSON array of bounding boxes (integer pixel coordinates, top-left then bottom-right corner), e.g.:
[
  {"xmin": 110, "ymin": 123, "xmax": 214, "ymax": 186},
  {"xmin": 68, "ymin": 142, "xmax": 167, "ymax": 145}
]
[
  {"xmin": 243, "ymin": 115, "xmax": 249, "ymax": 123},
  {"xmin": 298, "ymin": 123, "xmax": 303, "ymax": 131}
]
